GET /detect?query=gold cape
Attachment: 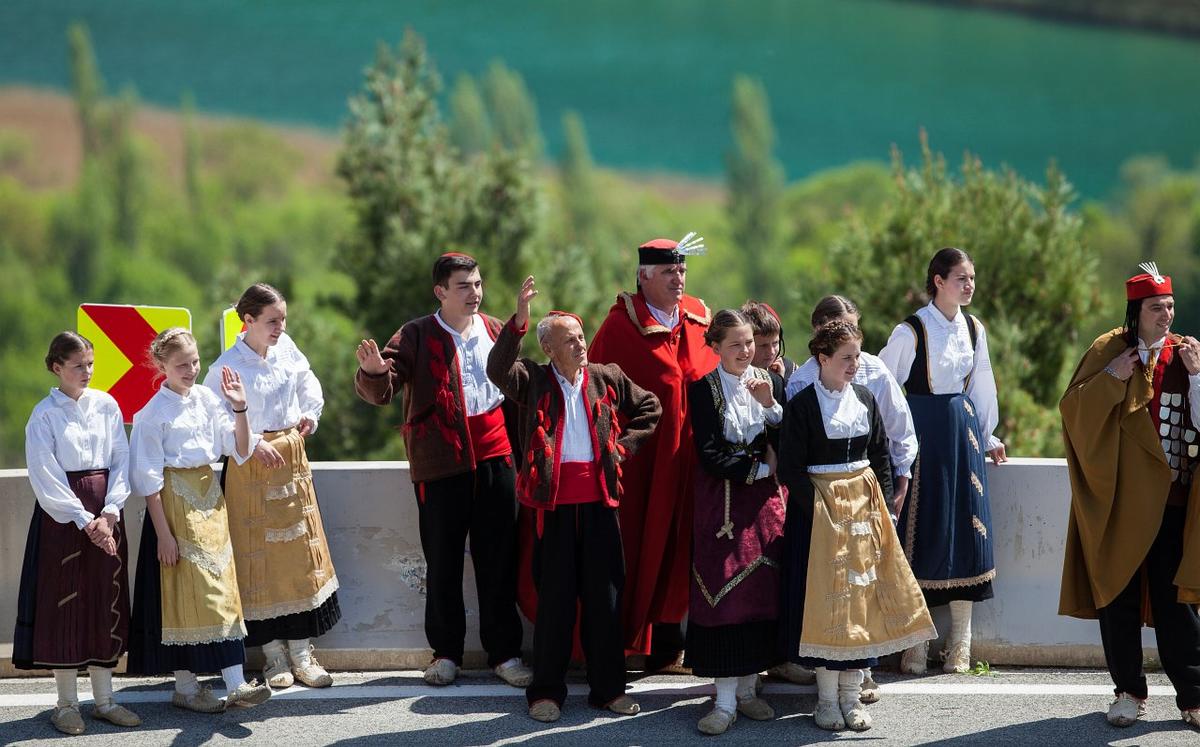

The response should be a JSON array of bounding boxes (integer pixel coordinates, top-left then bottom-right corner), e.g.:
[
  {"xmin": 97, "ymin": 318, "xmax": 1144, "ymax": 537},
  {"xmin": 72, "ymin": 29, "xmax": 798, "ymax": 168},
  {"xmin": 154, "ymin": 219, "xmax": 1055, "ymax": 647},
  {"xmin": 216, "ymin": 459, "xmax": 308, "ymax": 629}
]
[{"xmin": 1058, "ymin": 328, "xmax": 1200, "ymax": 621}]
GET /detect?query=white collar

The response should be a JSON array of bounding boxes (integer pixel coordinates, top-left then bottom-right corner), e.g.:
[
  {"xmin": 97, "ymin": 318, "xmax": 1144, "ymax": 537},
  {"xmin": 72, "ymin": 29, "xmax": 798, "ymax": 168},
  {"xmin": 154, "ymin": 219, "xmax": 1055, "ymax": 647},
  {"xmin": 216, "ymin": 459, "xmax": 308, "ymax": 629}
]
[
  {"xmin": 50, "ymin": 387, "xmax": 88, "ymax": 406},
  {"xmin": 552, "ymin": 363, "xmax": 584, "ymax": 389},
  {"xmin": 157, "ymin": 383, "xmax": 194, "ymax": 403},
  {"xmin": 815, "ymin": 378, "xmax": 849, "ymax": 400},
  {"xmin": 434, "ymin": 310, "xmax": 479, "ymax": 341},
  {"xmin": 234, "ymin": 333, "xmax": 274, "ymax": 363},
  {"xmin": 1138, "ymin": 335, "xmax": 1168, "ymax": 353},
  {"xmin": 925, "ymin": 301, "xmax": 963, "ymax": 330},
  {"xmin": 717, "ymin": 364, "xmax": 751, "ymax": 387}
]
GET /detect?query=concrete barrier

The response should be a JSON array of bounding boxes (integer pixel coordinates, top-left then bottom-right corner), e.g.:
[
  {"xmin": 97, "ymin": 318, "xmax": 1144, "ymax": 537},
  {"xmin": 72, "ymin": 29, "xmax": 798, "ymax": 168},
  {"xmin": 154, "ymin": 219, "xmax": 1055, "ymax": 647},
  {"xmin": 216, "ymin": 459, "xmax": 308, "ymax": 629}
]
[{"xmin": 0, "ymin": 458, "xmax": 1159, "ymax": 675}]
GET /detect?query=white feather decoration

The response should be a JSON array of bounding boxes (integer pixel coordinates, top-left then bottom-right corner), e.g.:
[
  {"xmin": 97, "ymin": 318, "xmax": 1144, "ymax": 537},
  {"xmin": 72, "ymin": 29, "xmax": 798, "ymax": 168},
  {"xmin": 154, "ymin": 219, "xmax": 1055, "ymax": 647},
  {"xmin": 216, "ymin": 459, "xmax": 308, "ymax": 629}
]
[
  {"xmin": 1138, "ymin": 261, "xmax": 1165, "ymax": 283},
  {"xmin": 675, "ymin": 231, "xmax": 707, "ymax": 256}
]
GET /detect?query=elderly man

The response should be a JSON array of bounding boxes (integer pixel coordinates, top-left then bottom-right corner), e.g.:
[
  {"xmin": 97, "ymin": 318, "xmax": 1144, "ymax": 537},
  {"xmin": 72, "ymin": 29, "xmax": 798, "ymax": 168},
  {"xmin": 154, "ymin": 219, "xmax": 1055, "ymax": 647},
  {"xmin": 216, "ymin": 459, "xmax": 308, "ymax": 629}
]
[
  {"xmin": 488, "ymin": 276, "xmax": 661, "ymax": 723},
  {"xmin": 1061, "ymin": 262, "xmax": 1200, "ymax": 730},
  {"xmin": 588, "ymin": 235, "xmax": 718, "ymax": 667}
]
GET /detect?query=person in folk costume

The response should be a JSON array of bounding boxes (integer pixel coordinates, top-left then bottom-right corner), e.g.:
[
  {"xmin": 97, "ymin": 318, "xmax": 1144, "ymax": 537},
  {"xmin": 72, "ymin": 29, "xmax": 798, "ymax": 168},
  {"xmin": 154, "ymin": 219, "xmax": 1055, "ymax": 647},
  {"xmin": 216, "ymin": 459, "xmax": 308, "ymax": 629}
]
[
  {"xmin": 740, "ymin": 300, "xmax": 798, "ymax": 383},
  {"xmin": 126, "ymin": 328, "xmax": 272, "ymax": 712},
  {"xmin": 13, "ymin": 332, "xmax": 140, "ymax": 735},
  {"xmin": 588, "ymin": 232, "xmax": 719, "ymax": 668},
  {"xmin": 786, "ymin": 294, "xmax": 920, "ymax": 700},
  {"xmin": 778, "ymin": 321, "xmax": 936, "ymax": 733},
  {"xmin": 202, "ymin": 283, "xmax": 340, "ymax": 690},
  {"xmin": 877, "ymin": 248, "xmax": 1006, "ymax": 675},
  {"xmin": 486, "ymin": 276, "xmax": 661, "ymax": 722},
  {"xmin": 684, "ymin": 309, "xmax": 787, "ymax": 735},
  {"xmin": 1059, "ymin": 262, "xmax": 1200, "ymax": 730},
  {"xmin": 355, "ymin": 253, "xmax": 531, "ymax": 688}
]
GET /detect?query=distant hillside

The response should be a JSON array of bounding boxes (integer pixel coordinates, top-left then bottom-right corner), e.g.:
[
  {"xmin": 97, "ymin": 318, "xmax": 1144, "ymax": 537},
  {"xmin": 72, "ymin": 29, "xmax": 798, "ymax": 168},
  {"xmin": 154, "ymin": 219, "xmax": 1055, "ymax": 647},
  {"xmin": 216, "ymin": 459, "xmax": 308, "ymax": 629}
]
[{"xmin": 903, "ymin": 0, "xmax": 1200, "ymax": 38}]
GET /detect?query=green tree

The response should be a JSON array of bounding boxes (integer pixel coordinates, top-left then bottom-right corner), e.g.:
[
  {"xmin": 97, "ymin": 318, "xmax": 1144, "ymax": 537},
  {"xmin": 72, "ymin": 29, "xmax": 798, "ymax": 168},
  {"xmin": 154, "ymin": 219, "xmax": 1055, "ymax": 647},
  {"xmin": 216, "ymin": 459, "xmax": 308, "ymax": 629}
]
[
  {"xmin": 483, "ymin": 60, "xmax": 542, "ymax": 156},
  {"xmin": 831, "ymin": 133, "xmax": 1098, "ymax": 456},
  {"xmin": 726, "ymin": 75, "xmax": 784, "ymax": 300},
  {"xmin": 448, "ymin": 73, "xmax": 491, "ymax": 157},
  {"xmin": 67, "ymin": 22, "xmax": 104, "ymax": 157}
]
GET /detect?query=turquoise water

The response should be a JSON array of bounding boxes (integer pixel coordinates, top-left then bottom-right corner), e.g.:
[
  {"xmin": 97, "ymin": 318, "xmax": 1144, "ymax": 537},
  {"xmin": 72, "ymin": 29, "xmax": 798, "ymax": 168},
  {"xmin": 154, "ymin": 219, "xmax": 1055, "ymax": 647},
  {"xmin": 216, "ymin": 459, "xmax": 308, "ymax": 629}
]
[{"xmin": 2, "ymin": 0, "xmax": 1198, "ymax": 197}]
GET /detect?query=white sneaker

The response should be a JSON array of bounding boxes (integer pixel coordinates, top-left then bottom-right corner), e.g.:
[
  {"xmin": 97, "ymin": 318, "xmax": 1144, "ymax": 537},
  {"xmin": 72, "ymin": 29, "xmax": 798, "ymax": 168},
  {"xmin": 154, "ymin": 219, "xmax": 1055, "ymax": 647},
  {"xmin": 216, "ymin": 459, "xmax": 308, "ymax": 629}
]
[
  {"xmin": 900, "ymin": 640, "xmax": 928, "ymax": 675},
  {"xmin": 942, "ymin": 641, "xmax": 971, "ymax": 674},
  {"xmin": 1106, "ymin": 692, "xmax": 1146, "ymax": 727}
]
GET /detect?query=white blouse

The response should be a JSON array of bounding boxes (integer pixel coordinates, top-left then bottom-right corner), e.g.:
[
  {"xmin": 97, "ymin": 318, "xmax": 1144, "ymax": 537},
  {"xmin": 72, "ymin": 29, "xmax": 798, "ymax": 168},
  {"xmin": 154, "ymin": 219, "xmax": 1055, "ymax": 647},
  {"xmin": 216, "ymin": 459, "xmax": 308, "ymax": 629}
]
[
  {"xmin": 554, "ymin": 365, "xmax": 594, "ymax": 464},
  {"xmin": 129, "ymin": 384, "xmax": 256, "ymax": 497},
  {"xmin": 717, "ymin": 365, "xmax": 783, "ymax": 480},
  {"xmin": 809, "ymin": 380, "xmax": 871, "ymax": 474},
  {"xmin": 24, "ymin": 388, "xmax": 131, "ymax": 529},
  {"xmin": 787, "ymin": 352, "xmax": 918, "ymax": 478},
  {"xmin": 202, "ymin": 332, "xmax": 324, "ymax": 434},
  {"xmin": 878, "ymin": 302, "xmax": 1003, "ymax": 451},
  {"xmin": 435, "ymin": 312, "xmax": 504, "ymax": 416}
]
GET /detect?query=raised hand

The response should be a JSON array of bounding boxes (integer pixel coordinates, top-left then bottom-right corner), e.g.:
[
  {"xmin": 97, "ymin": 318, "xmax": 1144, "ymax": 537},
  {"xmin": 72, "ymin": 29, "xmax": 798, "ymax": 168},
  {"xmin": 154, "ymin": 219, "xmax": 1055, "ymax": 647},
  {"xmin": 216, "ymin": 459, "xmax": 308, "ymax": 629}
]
[
  {"xmin": 356, "ymin": 339, "xmax": 392, "ymax": 376},
  {"xmin": 220, "ymin": 366, "xmax": 247, "ymax": 411},
  {"xmin": 744, "ymin": 377, "xmax": 776, "ymax": 408},
  {"xmin": 1107, "ymin": 348, "xmax": 1139, "ymax": 381},
  {"xmin": 1180, "ymin": 336, "xmax": 1200, "ymax": 375},
  {"xmin": 516, "ymin": 275, "xmax": 538, "ymax": 329}
]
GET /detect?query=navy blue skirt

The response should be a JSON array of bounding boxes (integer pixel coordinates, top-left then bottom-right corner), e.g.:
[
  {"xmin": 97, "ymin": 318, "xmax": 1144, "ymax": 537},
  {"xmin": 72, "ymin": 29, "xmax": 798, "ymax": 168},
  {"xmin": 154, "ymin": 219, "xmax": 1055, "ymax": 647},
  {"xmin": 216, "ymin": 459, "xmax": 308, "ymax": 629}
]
[
  {"xmin": 899, "ymin": 393, "xmax": 995, "ymax": 605},
  {"xmin": 125, "ymin": 516, "xmax": 245, "ymax": 675}
]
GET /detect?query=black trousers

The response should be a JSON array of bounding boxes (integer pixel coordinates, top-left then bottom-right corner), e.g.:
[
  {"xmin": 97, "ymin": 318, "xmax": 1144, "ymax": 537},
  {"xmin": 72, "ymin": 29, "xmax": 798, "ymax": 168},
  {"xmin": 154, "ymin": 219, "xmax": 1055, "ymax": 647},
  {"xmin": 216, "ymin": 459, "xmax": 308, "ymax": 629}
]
[
  {"xmin": 1098, "ymin": 505, "xmax": 1200, "ymax": 710},
  {"xmin": 527, "ymin": 502, "xmax": 626, "ymax": 708},
  {"xmin": 417, "ymin": 456, "xmax": 523, "ymax": 668}
]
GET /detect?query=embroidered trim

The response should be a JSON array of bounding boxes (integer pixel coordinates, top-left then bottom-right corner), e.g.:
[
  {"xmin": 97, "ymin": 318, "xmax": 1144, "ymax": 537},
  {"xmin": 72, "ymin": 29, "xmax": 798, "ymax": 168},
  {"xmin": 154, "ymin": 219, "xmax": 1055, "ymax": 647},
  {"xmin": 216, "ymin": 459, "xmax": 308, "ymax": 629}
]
[
  {"xmin": 847, "ymin": 567, "xmax": 878, "ymax": 586},
  {"xmin": 682, "ymin": 298, "xmax": 713, "ymax": 325},
  {"xmin": 108, "ymin": 524, "xmax": 125, "ymax": 659},
  {"xmin": 58, "ymin": 591, "xmax": 78, "ymax": 607},
  {"xmin": 716, "ymin": 479, "xmax": 734, "ymax": 540},
  {"xmin": 265, "ymin": 519, "xmax": 308, "ymax": 543},
  {"xmin": 963, "ymin": 399, "xmax": 975, "ymax": 418},
  {"xmin": 904, "ymin": 457, "xmax": 921, "ymax": 561},
  {"xmin": 692, "ymin": 557, "xmax": 779, "ymax": 608},
  {"xmin": 967, "ymin": 429, "xmax": 980, "ymax": 454},
  {"xmin": 177, "ymin": 538, "xmax": 235, "ymax": 577},
  {"xmin": 972, "ymin": 515, "xmax": 988, "ymax": 539},
  {"xmin": 796, "ymin": 624, "xmax": 938, "ymax": 661},
  {"xmin": 620, "ymin": 292, "xmax": 671, "ymax": 336},
  {"xmin": 917, "ymin": 568, "xmax": 996, "ymax": 590},
  {"xmin": 264, "ymin": 473, "xmax": 313, "ymax": 501},
  {"xmin": 170, "ymin": 470, "xmax": 221, "ymax": 514},
  {"xmin": 161, "ymin": 619, "xmax": 247, "ymax": 646},
  {"xmin": 61, "ymin": 550, "xmax": 82, "ymax": 565},
  {"xmin": 849, "ymin": 521, "xmax": 873, "ymax": 536},
  {"xmin": 242, "ymin": 575, "xmax": 340, "ymax": 622},
  {"xmin": 970, "ymin": 472, "xmax": 984, "ymax": 496}
]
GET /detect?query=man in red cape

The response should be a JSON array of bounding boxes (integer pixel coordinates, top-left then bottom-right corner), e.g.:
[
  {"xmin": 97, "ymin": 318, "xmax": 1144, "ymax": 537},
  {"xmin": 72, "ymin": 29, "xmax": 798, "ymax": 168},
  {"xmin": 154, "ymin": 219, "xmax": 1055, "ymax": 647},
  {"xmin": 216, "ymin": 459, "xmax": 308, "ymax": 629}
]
[{"xmin": 588, "ymin": 234, "xmax": 718, "ymax": 665}]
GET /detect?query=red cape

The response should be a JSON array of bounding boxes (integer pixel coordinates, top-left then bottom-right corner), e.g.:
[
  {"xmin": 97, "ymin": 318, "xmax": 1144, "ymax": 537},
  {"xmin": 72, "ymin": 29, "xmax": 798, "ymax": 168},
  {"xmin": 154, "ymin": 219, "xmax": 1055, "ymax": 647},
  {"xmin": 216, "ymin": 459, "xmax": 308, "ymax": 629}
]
[{"xmin": 587, "ymin": 290, "xmax": 718, "ymax": 653}]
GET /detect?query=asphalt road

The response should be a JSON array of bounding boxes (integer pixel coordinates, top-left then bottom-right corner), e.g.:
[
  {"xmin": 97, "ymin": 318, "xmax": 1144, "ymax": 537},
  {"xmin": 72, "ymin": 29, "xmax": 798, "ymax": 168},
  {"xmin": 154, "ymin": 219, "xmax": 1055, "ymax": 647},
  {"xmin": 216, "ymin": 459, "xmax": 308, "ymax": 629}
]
[{"xmin": 2, "ymin": 668, "xmax": 1198, "ymax": 746}]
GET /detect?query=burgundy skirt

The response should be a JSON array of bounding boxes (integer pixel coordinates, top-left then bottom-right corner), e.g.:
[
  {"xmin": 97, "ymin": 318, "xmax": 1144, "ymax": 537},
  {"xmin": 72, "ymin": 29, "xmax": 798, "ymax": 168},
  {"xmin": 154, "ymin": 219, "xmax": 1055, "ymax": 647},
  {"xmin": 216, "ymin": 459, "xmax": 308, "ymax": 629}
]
[{"xmin": 12, "ymin": 469, "xmax": 131, "ymax": 669}]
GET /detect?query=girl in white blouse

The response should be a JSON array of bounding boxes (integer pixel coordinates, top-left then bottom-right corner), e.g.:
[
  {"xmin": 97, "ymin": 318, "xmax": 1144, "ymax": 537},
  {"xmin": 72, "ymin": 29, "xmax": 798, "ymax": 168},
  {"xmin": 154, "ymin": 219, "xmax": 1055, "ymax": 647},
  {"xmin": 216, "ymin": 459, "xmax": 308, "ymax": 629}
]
[
  {"xmin": 202, "ymin": 283, "xmax": 340, "ymax": 691},
  {"xmin": 125, "ymin": 327, "xmax": 271, "ymax": 713},
  {"xmin": 14, "ymin": 332, "xmax": 139, "ymax": 735},
  {"xmin": 878, "ymin": 247, "xmax": 1005, "ymax": 676}
]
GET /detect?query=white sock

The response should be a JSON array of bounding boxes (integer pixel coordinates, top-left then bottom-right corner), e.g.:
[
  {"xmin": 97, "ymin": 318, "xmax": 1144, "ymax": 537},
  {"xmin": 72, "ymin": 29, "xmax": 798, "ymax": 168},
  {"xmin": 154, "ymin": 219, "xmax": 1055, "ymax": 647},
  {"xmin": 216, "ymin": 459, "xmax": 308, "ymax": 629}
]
[
  {"xmin": 862, "ymin": 667, "xmax": 873, "ymax": 683},
  {"xmin": 221, "ymin": 664, "xmax": 247, "ymax": 692},
  {"xmin": 174, "ymin": 670, "xmax": 200, "ymax": 696},
  {"xmin": 263, "ymin": 639, "xmax": 287, "ymax": 661},
  {"xmin": 53, "ymin": 669, "xmax": 79, "ymax": 708},
  {"xmin": 736, "ymin": 674, "xmax": 757, "ymax": 701},
  {"xmin": 815, "ymin": 667, "xmax": 838, "ymax": 705},
  {"xmin": 714, "ymin": 677, "xmax": 738, "ymax": 712},
  {"xmin": 288, "ymin": 638, "xmax": 312, "ymax": 665},
  {"xmin": 497, "ymin": 657, "xmax": 522, "ymax": 671},
  {"xmin": 838, "ymin": 669, "xmax": 864, "ymax": 703},
  {"xmin": 87, "ymin": 666, "xmax": 114, "ymax": 709},
  {"xmin": 949, "ymin": 600, "xmax": 973, "ymax": 645}
]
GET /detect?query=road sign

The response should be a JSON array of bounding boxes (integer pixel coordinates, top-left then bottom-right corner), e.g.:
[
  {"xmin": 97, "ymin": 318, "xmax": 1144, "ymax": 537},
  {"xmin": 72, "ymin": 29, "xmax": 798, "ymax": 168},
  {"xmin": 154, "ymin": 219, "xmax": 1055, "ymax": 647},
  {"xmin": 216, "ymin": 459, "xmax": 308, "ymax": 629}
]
[
  {"xmin": 221, "ymin": 307, "xmax": 245, "ymax": 351},
  {"xmin": 77, "ymin": 304, "xmax": 192, "ymax": 423}
]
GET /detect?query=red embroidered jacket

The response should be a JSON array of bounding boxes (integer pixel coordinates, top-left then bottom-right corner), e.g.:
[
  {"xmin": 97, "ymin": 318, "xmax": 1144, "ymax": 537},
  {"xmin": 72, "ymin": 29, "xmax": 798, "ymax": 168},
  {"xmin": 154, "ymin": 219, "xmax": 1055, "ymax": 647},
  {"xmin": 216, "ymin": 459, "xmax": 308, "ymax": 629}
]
[{"xmin": 486, "ymin": 317, "xmax": 661, "ymax": 510}]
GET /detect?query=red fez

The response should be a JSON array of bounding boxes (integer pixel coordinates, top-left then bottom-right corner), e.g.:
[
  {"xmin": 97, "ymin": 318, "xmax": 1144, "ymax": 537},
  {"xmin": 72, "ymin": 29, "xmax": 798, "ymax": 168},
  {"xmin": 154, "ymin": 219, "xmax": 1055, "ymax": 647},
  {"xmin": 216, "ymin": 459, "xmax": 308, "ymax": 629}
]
[
  {"xmin": 1126, "ymin": 262, "xmax": 1172, "ymax": 300},
  {"xmin": 637, "ymin": 232, "xmax": 707, "ymax": 265},
  {"xmin": 439, "ymin": 251, "xmax": 476, "ymax": 261}
]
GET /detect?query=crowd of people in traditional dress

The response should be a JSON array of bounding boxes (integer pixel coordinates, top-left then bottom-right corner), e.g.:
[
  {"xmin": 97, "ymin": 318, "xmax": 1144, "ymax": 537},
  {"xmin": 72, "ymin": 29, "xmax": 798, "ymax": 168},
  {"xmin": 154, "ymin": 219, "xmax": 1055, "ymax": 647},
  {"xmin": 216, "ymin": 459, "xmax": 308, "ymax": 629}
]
[{"xmin": 13, "ymin": 239, "xmax": 1200, "ymax": 736}]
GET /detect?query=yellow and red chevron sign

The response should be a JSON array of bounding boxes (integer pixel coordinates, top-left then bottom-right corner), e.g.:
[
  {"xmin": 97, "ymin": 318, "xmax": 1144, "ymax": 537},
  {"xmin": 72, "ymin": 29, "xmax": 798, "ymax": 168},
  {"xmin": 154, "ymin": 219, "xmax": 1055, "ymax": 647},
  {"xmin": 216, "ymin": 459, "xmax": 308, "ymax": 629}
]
[
  {"xmin": 77, "ymin": 304, "xmax": 192, "ymax": 423},
  {"xmin": 221, "ymin": 307, "xmax": 245, "ymax": 351}
]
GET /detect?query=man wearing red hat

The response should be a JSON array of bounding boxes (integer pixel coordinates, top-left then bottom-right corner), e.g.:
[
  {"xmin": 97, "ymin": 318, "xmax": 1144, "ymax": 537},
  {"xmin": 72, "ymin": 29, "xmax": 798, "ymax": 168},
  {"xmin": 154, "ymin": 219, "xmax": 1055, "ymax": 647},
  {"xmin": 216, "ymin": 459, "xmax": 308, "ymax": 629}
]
[
  {"xmin": 355, "ymin": 252, "xmax": 532, "ymax": 689},
  {"xmin": 589, "ymin": 233, "xmax": 719, "ymax": 666},
  {"xmin": 1060, "ymin": 262, "xmax": 1200, "ymax": 730}
]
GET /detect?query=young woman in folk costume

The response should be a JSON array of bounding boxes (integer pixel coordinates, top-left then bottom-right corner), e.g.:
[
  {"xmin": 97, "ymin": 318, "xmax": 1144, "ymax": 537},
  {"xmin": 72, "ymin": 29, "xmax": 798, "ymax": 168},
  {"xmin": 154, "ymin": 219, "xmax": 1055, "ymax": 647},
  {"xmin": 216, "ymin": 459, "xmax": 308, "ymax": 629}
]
[
  {"xmin": 126, "ymin": 328, "xmax": 271, "ymax": 712},
  {"xmin": 878, "ymin": 248, "xmax": 1006, "ymax": 675},
  {"xmin": 778, "ymin": 321, "xmax": 935, "ymax": 733},
  {"xmin": 14, "ymin": 332, "xmax": 139, "ymax": 735},
  {"xmin": 685, "ymin": 309, "xmax": 787, "ymax": 735},
  {"xmin": 203, "ymin": 283, "xmax": 340, "ymax": 689}
]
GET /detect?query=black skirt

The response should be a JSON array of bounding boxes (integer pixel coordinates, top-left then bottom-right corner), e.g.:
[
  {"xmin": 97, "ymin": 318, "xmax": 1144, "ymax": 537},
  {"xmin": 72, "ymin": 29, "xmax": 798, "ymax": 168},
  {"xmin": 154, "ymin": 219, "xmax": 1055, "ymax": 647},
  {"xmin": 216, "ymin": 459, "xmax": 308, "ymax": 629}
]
[
  {"xmin": 684, "ymin": 619, "xmax": 781, "ymax": 677},
  {"xmin": 126, "ymin": 516, "xmax": 244, "ymax": 675},
  {"xmin": 244, "ymin": 594, "xmax": 342, "ymax": 647}
]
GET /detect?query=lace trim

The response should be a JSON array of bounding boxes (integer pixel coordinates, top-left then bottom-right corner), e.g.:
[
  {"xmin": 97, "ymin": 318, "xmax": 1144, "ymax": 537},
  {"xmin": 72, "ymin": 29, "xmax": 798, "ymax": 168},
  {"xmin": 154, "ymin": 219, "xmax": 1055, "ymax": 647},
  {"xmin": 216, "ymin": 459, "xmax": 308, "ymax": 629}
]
[
  {"xmin": 918, "ymin": 568, "xmax": 996, "ymax": 590},
  {"xmin": 904, "ymin": 457, "xmax": 920, "ymax": 561},
  {"xmin": 796, "ymin": 624, "xmax": 938, "ymax": 661},
  {"xmin": 170, "ymin": 470, "xmax": 221, "ymax": 514},
  {"xmin": 847, "ymin": 567, "xmax": 878, "ymax": 587},
  {"xmin": 265, "ymin": 519, "xmax": 308, "ymax": 543},
  {"xmin": 177, "ymin": 538, "xmax": 234, "ymax": 577},
  {"xmin": 692, "ymin": 556, "xmax": 779, "ymax": 608},
  {"xmin": 161, "ymin": 619, "xmax": 247, "ymax": 645},
  {"xmin": 849, "ymin": 521, "xmax": 873, "ymax": 536},
  {"xmin": 242, "ymin": 574, "xmax": 339, "ymax": 622}
]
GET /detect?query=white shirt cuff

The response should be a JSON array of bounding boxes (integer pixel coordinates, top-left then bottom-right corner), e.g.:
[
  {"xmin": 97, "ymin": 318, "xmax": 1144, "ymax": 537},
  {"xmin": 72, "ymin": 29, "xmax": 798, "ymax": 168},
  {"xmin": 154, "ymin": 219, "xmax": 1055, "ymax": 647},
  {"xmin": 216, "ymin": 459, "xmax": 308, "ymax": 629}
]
[{"xmin": 756, "ymin": 462, "xmax": 771, "ymax": 481}]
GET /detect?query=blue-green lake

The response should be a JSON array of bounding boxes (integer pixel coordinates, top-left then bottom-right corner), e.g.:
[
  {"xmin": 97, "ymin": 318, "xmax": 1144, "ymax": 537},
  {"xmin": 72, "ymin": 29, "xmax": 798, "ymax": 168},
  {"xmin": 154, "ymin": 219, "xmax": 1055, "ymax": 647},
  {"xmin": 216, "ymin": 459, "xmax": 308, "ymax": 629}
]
[{"xmin": 2, "ymin": 0, "xmax": 1198, "ymax": 197}]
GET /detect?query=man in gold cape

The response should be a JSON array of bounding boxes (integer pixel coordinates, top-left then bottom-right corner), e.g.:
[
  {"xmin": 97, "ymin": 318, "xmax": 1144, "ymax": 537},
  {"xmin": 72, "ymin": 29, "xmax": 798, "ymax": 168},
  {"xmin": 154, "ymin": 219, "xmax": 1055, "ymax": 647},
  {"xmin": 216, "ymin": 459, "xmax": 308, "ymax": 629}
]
[{"xmin": 1059, "ymin": 262, "xmax": 1200, "ymax": 730}]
